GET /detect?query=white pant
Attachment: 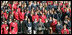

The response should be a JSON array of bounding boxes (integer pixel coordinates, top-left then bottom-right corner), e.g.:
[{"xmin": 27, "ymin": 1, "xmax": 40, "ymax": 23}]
[{"xmin": 28, "ymin": 27, "xmax": 32, "ymax": 34}]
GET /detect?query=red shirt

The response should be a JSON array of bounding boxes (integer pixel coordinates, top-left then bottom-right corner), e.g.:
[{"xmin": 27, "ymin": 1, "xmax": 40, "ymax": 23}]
[
  {"xmin": 61, "ymin": 7, "xmax": 67, "ymax": 13},
  {"xmin": 17, "ymin": 8, "xmax": 21, "ymax": 13},
  {"xmin": 51, "ymin": 20, "xmax": 57, "ymax": 32},
  {"xmin": 19, "ymin": 12, "xmax": 25, "ymax": 21},
  {"xmin": 47, "ymin": 1, "xmax": 53, "ymax": 5},
  {"xmin": 32, "ymin": 15, "xmax": 35, "ymax": 22},
  {"xmin": 3, "ymin": 12, "xmax": 8, "ymax": 20},
  {"xmin": 10, "ymin": 22, "xmax": 18, "ymax": 33},
  {"xmin": 13, "ymin": 4, "xmax": 17, "ymax": 10},
  {"xmin": 61, "ymin": 28, "xmax": 69, "ymax": 34},
  {"xmin": 32, "ymin": 15, "xmax": 39, "ymax": 22},
  {"xmin": 65, "ymin": 3, "xmax": 68, "ymax": 6},
  {"xmin": 14, "ymin": 12, "xmax": 19, "ymax": 20},
  {"xmin": 59, "ymin": 3, "xmax": 63, "ymax": 6},
  {"xmin": 1, "ymin": 24, "xmax": 8, "ymax": 34},
  {"xmin": 8, "ymin": 4, "xmax": 12, "ymax": 9},
  {"xmin": 40, "ymin": 15, "xmax": 47, "ymax": 23}
]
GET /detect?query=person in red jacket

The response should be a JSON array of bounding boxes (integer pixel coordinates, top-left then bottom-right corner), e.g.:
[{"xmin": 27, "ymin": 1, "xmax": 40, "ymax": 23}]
[
  {"xmin": 1, "ymin": 21, "xmax": 9, "ymax": 34},
  {"xmin": 13, "ymin": 1, "xmax": 17, "ymax": 10},
  {"xmin": 61, "ymin": 24, "xmax": 69, "ymax": 34},
  {"xmin": 32, "ymin": 12, "xmax": 39, "ymax": 22},
  {"xmin": 47, "ymin": 1, "xmax": 53, "ymax": 5},
  {"xmin": 17, "ymin": 6, "xmax": 21, "ymax": 13},
  {"xmin": 3, "ymin": 10, "xmax": 8, "ymax": 20},
  {"xmin": 40, "ymin": 13, "xmax": 47, "ymax": 23},
  {"xmin": 19, "ymin": 9, "xmax": 25, "ymax": 21},
  {"xmin": 14, "ymin": 10, "xmax": 19, "ymax": 20},
  {"xmin": 50, "ymin": 18, "xmax": 57, "ymax": 32},
  {"xmin": 61, "ymin": 4, "xmax": 67, "ymax": 13},
  {"xmin": 9, "ymin": 19, "xmax": 18, "ymax": 34}
]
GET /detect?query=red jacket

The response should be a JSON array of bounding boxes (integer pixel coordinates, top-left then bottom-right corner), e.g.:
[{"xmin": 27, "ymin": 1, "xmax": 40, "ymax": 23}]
[
  {"xmin": 1, "ymin": 24, "xmax": 8, "ymax": 34},
  {"xmin": 8, "ymin": 4, "xmax": 12, "ymax": 9},
  {"xmin": 13, "ymin": 4, "xmax": 17, "ymax": 10},
  {"xmin": 14, "ymin": 12, "xmax": 19, "ymax": 20},
  {"xmin": 61, "ymin": 7, "xmax": 67, "ymax": 13},
  {"xmin": 47, "ymin": 1, "xmax": 53, "ymax": 5},
  {"xmin": 17, "ymin": 8, "xmax": 21, "ymax": 13},
  {"xmin": 32, "ymin": 15, "xmax": 39, "ymax": 22},
  {"xmin": 59, "ymin": 3, "xmax": 63, "ymax": 6},
  {"xmin": 32, "ymin": 15, "xmax": 35, "ymax": 22},
  {"xmin": 19, "ymin": 12, "xmax": 25, "ymax": 21},
  {"xmin": 61, "ymin": 28, "xmax": 69, "ymax": 34},
  {"xmin": 51, "ymin": 20, "xmax": 57, "ymax": 32},
  {"xmin": 65, "ymin": 3, "xmax": 68, "ymax": 6},
  {"xmin": 10, "ymin": 22, "xmax": 18, "ymax": 34},
  {"xmin": 40, "ymin": 15, "xmax": 47, "ymax": 23},
  {"xmin": 3, "ymin": 12, "xmax": 8, "ymax": 20},
  {"xmin": 69, "ymin": 8, "xmax": 71, "ymax": 13}
]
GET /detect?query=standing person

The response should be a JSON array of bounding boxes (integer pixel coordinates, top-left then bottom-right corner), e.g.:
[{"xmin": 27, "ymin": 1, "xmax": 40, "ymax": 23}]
[
  {"xmin": 19, "ymin": 9, "xmax": 25, "ymax": 21},
  {"xmin": 56, "ymin": 21, "xmax": 63, "ymax": 34},
  {"xmin": 1, "ymin": 21, "xmax": 9, "ymax": 34},
  {"xmin": 37, "ymin": 19, "xmax": 44, "ymax": 34},
  {"xmin": 32, "ymin": 12, "xmax": 39, "ymax": 22},
  {"xmin": 22, "ymin": 16, "xmax": 28, "ymax": 34},
  {"xmin": 61, "ymin": 24, "xmax": 69, "ymax": 34},
  {"xmin": 50, "ymin": 18, "xmax": 57, "ymax": 33},
  {"xmin": 40, "ymin": 13, "xmax": 47, "ymax": 23},
  {"xmin": 14, "ymin": 10, "xmax": 19, "ymax": 21},
  {"xmin": 9, "ymin": 19, "xmax": 18, "ymax": 34},
  {"xmin": 26, "ymin": 18, "xmax": 32, "ymax": 34},
  {"xmin": 33, "ymin": 19, "xmax": 38, "ymax": 34},
  {"xmin": 44, "ymin": 19, "xmax": 50, "ymax": 34},
  {"xmin": 3, "ymin": 10, "xmax": 8, "ymax": 20}
]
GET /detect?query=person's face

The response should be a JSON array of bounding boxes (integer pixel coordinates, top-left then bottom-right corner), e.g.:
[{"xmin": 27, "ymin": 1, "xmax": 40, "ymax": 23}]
[
  {"xmin": 4, "ymin": 21, "xmax": 7, "ymax": 24},
  {"xmin": 52, "ymin": 8, "xmax": 54, "ymax": 11},
  {"xmin": 10, "ymin": 19, "xmax": 12, "ymax": 21},
  {"xmin": 28, "ymin": 19, "xmax": 30, "ymax": 22},
  {"xmin": 40, "ymin": 19, "xmax": 41, "ymax": 22},
  {"xmin": 64, "ymin": 25, "xmax": 66, "ymax": 29}
]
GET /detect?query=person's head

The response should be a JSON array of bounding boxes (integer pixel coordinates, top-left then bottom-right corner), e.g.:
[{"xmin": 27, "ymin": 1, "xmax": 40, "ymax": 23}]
[
  {"xmin": 9, "ymin": 18, "xmax": 12, "ymax": 21},
  {"xmin": 28, "ymin": 18, "xmax": 30, "ymax": 22},
  {"xmin": 35, "ymin": 12, "xmax": 37, "ymax": 15},
  {"xmin": 4, "ymin": 20, "xmax": 7, "ymax": 24},
  {"xmin": 45, "ymin": 19, "xmax": 48, "ymax": 23},
  {"xmin": 65, "ymin": 15, "xmax": 68, "ymax": 19},
  {"xmin": 13, "ymin": 19, "xmax": 16, "ymax": 22},
  {"xmin": 57, "ymin": 21, "xmax": 60, "ymax": 25},
  {"xmin": 35, "ymin": 18, "xmax": 37, "ymax": 22},
  {"xmin": 40, "ymin": 3, "xmax": 42, "ymax": 6},
  {"xmin": 64, "ymin": 24, "xmax": 67, "ymax": 29},
  {"xmin": 52, "ymin": 8, "xmax": 54, "ymax": 11},
  {"xmin": 39, "ymin": 19, "xmax": 42, "ymax": 22}
]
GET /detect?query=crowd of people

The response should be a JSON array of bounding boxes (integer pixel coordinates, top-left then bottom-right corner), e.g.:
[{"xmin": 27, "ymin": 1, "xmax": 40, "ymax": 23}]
[{"xmin": 1, "ymin": 1, "xmax": 71, "ymax": 34}]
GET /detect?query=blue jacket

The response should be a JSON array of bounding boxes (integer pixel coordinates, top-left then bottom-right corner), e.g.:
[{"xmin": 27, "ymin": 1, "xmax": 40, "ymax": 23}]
[{"xmin": 56, "ymin": 24, "xmax": 63, "ymax": 33}]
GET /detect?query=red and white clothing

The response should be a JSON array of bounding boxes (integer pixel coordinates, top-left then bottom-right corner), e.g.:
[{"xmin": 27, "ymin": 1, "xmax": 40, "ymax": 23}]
[
  {"xmin": 1, "ymin": 24, "xmax": 8, "ymax": 34},
  {"xmin": 61, "ymin": 28, "xmax": 69, "ymax": 34},
  {"xmin": 19, "ymin": 12, "xmax": 25, "ymax": 21},
  {"xmin": 40, "ymin": 15, "xmax": 47, "ymax": 23},
  {"xmin": 3, "ymin": 12, "xmax": 8, "ymax": 20},
  {"xmin": 14, "ymin": 12, "xmax": 19, "ymax": 20},
  {"xmin": 9, "ymin": 22, "xmax": 18, "ymax": 34},
  {"xmin": 51, "ymin": 20, "xmax": 57, "ymax": 32},
  {"xmin": 32, "ymin": 15, "xmax": 39, "ymax": 22}
]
